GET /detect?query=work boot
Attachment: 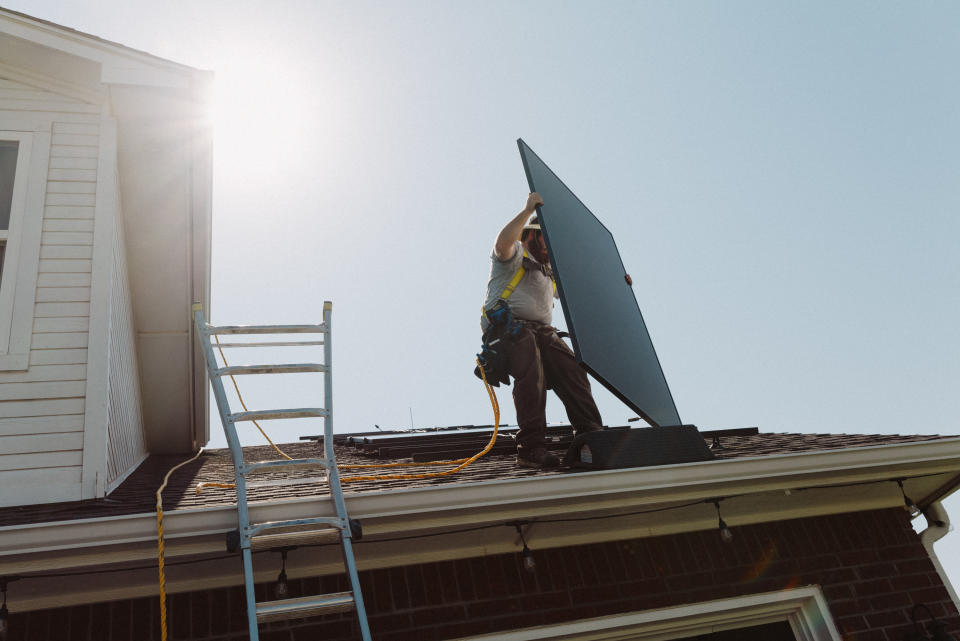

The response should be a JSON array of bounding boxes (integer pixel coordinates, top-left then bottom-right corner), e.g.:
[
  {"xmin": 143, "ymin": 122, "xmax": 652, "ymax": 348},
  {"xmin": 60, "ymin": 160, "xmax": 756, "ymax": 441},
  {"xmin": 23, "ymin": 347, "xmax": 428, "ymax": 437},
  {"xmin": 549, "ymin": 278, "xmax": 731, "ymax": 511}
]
[
  {"xmin": 574, "ymin": 425, "xmax": 603, "ymax": 437},
  {"xmin": 516, "ymin": 448, "xmax": 561, "ymax": 469}
]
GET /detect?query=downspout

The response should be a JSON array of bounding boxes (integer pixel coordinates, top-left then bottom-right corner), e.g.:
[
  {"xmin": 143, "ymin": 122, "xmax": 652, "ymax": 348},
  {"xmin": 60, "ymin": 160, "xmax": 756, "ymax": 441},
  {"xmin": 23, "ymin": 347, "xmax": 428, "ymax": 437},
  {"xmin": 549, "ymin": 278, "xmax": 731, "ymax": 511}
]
[{"xmin": 920, "ymin": 501, "xmax": 960, "ymax": 612}]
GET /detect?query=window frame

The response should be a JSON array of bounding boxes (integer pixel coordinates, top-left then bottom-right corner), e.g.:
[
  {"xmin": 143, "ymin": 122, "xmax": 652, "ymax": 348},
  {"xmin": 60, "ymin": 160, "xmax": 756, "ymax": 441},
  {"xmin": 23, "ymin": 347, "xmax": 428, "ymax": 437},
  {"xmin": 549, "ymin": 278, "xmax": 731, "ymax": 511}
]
[
  {"xmin": 0, "ymin": 122, "xmax": 52, "ymax": 371},
  {"xmin": 453, "ymin": 586, "xmax": 842, "ymax": 641}
]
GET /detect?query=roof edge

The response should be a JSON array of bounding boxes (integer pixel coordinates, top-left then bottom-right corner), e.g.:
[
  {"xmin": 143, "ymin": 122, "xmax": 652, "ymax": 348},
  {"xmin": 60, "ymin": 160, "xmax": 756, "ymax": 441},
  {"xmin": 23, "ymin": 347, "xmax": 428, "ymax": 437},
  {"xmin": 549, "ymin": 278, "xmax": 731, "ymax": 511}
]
[
  {"xmin": 0, "ymin": 7, "xmax": 209, "ymax": 89},
  {"xmin": 4, "ymin": 436, "xmax": 960, "ymax": 567}
]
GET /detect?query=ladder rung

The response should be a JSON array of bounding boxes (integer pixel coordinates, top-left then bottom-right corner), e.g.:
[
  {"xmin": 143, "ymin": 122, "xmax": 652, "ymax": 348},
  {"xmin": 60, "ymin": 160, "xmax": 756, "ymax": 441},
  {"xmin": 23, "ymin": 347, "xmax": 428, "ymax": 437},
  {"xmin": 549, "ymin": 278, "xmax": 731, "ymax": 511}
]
[
  {"xmin": 248, "ymin": 517, "xmax": 342, "ymax": 537},
  {"xmin": 245, "ymin": 475, "xmax": 327, "ymax": 490},
  {"xmin": 213, "ymin": 340, "xmax": 325, "ymax": 348},
  {"xmin": 215, "ymin": 363, "xmax": 328, "ymax": 376},
  {"xmin": 207, "ymin": 323, "xmax": 327, "ymax": 335},
  {"xmin": 242, "ymin": 458, "xmax": 331, "ymax": 474},
  {"xmin": 250, "ymin": 527, "xmax": 341, "ymax": 551},
  {"xmin": 230, "ymin": 408, "xmax": 329, "ymax": 422},
  {"xmin": 256, "ymin": 592, "xmax": 355, "ymax": 623}
]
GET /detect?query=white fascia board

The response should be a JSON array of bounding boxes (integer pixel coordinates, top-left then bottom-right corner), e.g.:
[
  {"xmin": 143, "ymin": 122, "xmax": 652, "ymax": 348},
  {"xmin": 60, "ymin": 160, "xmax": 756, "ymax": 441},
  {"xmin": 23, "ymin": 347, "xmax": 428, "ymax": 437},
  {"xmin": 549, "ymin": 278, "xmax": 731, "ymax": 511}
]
[
  {"xmin": 3, "ymin": 437, "xmax": 960, "ymax": 565},
  {"xmin": 0, "ymin": 9, "xmax": 198, "ymax": 89}
]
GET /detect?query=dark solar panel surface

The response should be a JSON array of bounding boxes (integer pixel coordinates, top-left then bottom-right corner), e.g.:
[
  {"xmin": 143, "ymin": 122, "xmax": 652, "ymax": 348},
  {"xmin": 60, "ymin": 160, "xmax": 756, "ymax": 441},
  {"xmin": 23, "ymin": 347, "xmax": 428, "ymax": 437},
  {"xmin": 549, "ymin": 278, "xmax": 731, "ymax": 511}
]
[{"xmin": 518, "ymin": 139, "xmax": 681, "ymax": 427}]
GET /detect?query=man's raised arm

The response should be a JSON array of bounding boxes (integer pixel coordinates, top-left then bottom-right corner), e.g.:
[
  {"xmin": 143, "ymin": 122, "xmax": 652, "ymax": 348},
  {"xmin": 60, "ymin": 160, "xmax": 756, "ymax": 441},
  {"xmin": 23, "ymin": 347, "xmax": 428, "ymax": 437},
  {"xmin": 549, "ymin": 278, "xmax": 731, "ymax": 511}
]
[{"xmin": 494, "ymin": 192, "xmax": 542, "ymax": 261}]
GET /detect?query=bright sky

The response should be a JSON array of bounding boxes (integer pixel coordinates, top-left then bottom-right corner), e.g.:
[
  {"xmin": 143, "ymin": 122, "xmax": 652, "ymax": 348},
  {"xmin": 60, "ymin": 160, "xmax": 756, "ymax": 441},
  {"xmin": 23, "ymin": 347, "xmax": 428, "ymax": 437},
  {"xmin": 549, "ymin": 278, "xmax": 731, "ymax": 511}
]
[{"xmin": 13, "ymin": 0, "xmax": 960, "ymax": 597}]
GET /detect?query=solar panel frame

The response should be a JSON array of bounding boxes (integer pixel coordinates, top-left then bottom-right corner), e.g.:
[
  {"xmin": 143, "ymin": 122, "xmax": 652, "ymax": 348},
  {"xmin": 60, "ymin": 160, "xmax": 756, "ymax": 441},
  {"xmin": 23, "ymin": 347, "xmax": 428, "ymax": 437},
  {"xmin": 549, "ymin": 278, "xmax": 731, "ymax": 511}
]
[{"xmin": 517, "ymin": 139, "xmax": 682, "ymax": 427}]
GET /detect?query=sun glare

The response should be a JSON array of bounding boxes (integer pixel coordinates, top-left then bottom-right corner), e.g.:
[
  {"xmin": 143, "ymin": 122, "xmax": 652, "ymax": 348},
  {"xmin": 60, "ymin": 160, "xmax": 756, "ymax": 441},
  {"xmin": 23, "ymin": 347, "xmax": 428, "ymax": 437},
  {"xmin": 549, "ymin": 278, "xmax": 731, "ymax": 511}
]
[{"xmin": 209, "ymin": 52, "xmax": 315, "ymax": 180}]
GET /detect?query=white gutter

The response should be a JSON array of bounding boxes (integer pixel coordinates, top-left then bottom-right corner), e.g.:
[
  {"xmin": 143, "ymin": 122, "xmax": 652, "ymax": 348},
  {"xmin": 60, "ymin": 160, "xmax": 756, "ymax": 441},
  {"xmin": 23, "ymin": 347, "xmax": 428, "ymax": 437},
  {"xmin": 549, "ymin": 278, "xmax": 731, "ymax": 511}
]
[
  {"xmin": 921, "ymin": 501, "xmax": 960, "ymax": 612},
  {"xmin": 3, "ymin": 437, "xmax": 960, "ymax": 569}
]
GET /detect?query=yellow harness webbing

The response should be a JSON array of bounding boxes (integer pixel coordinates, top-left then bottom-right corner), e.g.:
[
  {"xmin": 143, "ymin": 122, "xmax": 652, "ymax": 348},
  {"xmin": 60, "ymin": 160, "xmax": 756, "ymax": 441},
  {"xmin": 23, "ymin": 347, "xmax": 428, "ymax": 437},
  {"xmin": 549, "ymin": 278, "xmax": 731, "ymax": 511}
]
[{"xmin": 482, "ymin": 250, "xmax": 555, "ymax": 319}]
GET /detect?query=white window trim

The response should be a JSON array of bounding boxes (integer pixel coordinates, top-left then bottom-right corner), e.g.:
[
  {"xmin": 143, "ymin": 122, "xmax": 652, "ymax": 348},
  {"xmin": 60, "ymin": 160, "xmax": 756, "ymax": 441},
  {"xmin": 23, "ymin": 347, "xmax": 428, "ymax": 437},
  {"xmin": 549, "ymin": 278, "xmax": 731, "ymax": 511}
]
[
  {"xmin": 454, "ymin": 586, "xmax": 842, "ymax": 641},
  {"xmin": 0, "ymin": 120, "xmax": 51, "ymax": 371}
]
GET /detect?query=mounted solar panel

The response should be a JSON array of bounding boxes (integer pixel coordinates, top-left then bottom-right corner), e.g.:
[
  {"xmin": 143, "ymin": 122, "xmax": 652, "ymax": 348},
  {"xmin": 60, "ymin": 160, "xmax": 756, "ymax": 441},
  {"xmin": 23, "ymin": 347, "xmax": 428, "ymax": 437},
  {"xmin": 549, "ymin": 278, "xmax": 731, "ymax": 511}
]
[{"xmin": 517, "ymin": 139, "xmax": 682, "ymax": 428}]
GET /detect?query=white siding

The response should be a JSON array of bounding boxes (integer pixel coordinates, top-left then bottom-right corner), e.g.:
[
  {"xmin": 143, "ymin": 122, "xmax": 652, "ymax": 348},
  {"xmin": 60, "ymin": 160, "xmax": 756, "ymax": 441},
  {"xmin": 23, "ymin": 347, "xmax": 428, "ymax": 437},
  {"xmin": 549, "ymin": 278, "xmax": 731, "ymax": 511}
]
[
  {"xmin": 104, "ymin": 188, "xmax": 146, "ymax": 489},
  {"xmin": 0, "ymin": 76, "xmax": 97, "ymax": 507}
]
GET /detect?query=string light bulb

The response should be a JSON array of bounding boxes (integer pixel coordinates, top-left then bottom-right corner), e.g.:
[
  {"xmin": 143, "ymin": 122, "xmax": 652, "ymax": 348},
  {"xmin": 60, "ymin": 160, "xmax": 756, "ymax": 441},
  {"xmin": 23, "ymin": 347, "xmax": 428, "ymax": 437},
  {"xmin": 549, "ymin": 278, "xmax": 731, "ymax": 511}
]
[
  {"xmin": 274, "ymin": 549, "xmax": 290, "ymax": 600},
  {"xmin": 511, "ymin": 522, "xmax": 536, "ymax": 574},
  {"xmin": 898, "ymin": 480, "xmax": 921, "ymax": 517},
  {"xmin": 711, "ymin": 500, "xmax": 734, "ymax": 543},
  {"xmin": 0, "ymin": 576, "xmax": 17, "ymax": 641}
]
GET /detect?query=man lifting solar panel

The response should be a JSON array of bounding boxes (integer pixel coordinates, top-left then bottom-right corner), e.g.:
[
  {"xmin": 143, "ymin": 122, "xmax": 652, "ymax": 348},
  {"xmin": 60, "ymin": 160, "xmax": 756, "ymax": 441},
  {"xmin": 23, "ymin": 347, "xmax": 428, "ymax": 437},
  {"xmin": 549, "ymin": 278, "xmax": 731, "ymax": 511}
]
[
  {"xmin": 478, "ymin": 140, "xmax": 712, "ymax": 470},
  {"xmin": 516, "ymin": 138, "xmax": 682, "ymax": 429}
]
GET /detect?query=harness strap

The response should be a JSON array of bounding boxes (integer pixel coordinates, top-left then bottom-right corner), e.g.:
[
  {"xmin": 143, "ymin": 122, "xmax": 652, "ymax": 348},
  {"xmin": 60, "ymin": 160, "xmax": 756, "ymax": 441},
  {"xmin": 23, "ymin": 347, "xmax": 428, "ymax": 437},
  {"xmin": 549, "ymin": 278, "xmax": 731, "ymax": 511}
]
[{"xmin": 482, "ymin": 250, "xmax": 555, "ymax": 318}]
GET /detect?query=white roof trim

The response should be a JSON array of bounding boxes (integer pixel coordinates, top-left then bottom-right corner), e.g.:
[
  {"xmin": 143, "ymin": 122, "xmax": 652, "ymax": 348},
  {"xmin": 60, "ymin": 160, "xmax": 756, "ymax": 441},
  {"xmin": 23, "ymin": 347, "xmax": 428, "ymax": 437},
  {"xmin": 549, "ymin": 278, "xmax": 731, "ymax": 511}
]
[
  {"xmin": 0, "ymin": 8, "xmax": 203, "ymax": 88},
  {"xmin": 2, "ymin": 437, "xmax": 960, "ymax": 569}
]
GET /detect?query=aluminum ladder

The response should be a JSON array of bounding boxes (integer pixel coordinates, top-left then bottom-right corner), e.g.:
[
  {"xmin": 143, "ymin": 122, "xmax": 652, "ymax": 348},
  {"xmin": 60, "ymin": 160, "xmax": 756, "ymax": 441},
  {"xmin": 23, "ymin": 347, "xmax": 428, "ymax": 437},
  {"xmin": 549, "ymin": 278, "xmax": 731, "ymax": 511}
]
[{"xmin": 192, "ymin": 302, "xmax": 372, "ymax": 641}]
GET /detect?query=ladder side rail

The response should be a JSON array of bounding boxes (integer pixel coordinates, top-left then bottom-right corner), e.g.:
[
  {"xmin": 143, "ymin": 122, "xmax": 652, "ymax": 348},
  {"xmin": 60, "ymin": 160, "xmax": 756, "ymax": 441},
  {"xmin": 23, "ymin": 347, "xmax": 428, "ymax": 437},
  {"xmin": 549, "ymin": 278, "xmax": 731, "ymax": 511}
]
[
  {"xmin": 321, "ymin": 301, "xmax": 373, "ymax": 641},
  {"xmin": 192, "ymin": 306, "xmax": 260, "ymax": 639}
]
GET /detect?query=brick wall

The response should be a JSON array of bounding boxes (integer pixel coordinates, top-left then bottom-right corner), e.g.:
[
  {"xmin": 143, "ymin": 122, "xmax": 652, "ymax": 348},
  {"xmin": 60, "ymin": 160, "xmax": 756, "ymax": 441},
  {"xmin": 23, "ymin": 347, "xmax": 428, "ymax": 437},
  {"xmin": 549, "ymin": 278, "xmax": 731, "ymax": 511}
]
[{"xmin": 10, "ymin": 507, "xmax": 959, "ymax": 641}]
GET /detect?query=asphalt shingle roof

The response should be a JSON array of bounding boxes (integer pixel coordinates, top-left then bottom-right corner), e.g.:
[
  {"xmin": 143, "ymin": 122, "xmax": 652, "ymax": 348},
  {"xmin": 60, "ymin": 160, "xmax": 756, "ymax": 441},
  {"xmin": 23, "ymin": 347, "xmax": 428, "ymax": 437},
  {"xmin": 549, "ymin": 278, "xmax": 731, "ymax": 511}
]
[{"xmin": 0, "ymin": 429, "xmax": 949, "ymax": 528}]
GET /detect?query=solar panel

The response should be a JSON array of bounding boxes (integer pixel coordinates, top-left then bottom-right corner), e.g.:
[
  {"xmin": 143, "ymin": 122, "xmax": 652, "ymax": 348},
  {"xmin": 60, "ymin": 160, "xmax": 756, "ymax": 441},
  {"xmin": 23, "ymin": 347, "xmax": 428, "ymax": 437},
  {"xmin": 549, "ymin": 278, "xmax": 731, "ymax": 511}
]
[{"xmin": 517, "ymin": 139, "xmax": 682, "ymax": 427}]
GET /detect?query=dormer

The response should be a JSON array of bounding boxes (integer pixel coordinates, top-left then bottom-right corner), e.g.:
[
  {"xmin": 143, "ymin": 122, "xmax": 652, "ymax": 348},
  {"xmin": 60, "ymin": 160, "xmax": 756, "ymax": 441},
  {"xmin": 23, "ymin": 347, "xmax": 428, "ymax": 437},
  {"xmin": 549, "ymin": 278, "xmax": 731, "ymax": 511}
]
[{"xmin": 0, "ymin": 8, "xmax": 212, "ymax": 507}]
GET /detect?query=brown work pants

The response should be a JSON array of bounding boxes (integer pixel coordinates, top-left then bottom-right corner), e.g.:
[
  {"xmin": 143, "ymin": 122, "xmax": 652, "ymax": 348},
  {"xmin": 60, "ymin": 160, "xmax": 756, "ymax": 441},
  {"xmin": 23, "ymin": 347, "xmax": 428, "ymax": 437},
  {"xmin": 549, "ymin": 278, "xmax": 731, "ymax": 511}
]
[{"xmin": 507, "ymin": 322, "xmax": 603, "ymax": 453}]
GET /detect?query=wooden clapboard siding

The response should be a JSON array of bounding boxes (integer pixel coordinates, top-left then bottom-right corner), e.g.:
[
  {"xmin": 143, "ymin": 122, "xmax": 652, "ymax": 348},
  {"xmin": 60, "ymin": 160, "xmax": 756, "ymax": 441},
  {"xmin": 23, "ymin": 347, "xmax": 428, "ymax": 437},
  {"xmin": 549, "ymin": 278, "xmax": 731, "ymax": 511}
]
[
  {"xmin": 34, "ymin": 287, "xmax": 91, "ymax": 303},
  {"xmin": 0, "ymin": 397, "xmax": 84, "ymax": 418},
  {"xmin": 48, "ymin": 168, "xmax": 97, "ymax": 182},
  {"xmin": 29, "ymin": 348, "xmax": 87, "ymax": 366},
  {"xmin": 0, "ymin": 467, "xmax": 81, "ymax": 507},
  {"xmin": 0, "ymin": 431, "xmax": 83, "ymax": 454},
  {"xmin": 45, "ymin": 205, "xmax": 95, "ymax": 219},
  {"xmin": 0, "ymin": 364, "xmax": 86, "ymax": 384},
  {"xmin": 38, "ymin": 257, "xmax": 93, "ymax": 271},
  {"xmin": 0, "ymin": 414, "xmax": 83, "ymax": 436},
  {"xmin": 47, "ymin": 156, "xmax": 98, "ymax": 170},
  {"xmin": 31, "ymin": 333, "xmax": 89, "ymax": 349},
  {"xmin": 43, "ymin": 219, "xmax": 95, "ymax": 233},
  {"xmin": 0, "ymin": 75, "xmax": 101, "ymax": 507},
  {"xmin": 0, "ymin": 450, "xmax": 82, "ymax": 471},
  {"xmin": 33, "ymin": 317, "xmax": 89, "ymax": 332},
  {"xmin": 36, "ymin": 272, "xmax": 92, "ymax": 287},
  {"xmin": 34, "ymin": 302, "xmax": 90, "ymax": 317},
  {"xmin": 0, "ymin": 380, "xmax": 85, "ymax": 400}
]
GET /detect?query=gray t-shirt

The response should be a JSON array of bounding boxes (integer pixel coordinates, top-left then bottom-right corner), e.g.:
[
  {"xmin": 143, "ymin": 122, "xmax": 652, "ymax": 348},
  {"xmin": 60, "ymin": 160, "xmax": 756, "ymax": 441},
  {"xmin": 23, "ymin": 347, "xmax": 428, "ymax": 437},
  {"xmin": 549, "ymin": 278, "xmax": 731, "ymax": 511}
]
[{"xmin": 481, "ymin": 240, "xmax": 557, "ymax": 330}]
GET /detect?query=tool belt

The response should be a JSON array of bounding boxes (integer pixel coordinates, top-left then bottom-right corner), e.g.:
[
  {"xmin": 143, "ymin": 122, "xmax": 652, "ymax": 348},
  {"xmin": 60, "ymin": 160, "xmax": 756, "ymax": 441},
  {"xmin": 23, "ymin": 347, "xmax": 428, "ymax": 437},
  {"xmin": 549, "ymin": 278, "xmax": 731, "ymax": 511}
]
[{"xmin": 474, "ymin": 300, "xmax": 523, "ymax": 387}]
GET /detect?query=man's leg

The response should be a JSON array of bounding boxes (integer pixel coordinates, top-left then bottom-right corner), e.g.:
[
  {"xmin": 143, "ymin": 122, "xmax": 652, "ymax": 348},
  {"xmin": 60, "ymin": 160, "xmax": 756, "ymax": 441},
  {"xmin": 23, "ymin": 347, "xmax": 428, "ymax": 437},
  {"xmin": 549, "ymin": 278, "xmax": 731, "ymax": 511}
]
[
  {"xmin": 506, "ymin": 326, "xmax": 555, "ymax": 465},
  {"xmin": 540, "ymin": 329, "xmax": 603, "ymax": 435}
]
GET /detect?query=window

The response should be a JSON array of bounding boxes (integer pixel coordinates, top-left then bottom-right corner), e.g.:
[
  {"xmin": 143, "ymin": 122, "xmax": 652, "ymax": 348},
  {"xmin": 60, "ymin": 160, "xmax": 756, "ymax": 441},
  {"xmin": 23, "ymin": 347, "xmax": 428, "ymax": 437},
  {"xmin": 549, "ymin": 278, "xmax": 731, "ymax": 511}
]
[
  {"xmin": 0, "ymin": 125, "xmax": 52, "ymax": 370},
  {"xmin": 455, "ymin": 587, "xmax": 841, "ymax": 641},
  {"xmin": 0, "ymin": 140, "xmax": 20, "ymax": 280}
]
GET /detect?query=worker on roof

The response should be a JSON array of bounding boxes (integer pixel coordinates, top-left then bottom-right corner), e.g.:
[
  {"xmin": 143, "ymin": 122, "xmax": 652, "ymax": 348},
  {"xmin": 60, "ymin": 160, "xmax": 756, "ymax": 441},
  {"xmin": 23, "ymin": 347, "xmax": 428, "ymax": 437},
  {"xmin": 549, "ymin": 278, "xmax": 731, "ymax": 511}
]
[{"xmin": 479, "ymin": 192, "xmax": 604, "ymax": 469}]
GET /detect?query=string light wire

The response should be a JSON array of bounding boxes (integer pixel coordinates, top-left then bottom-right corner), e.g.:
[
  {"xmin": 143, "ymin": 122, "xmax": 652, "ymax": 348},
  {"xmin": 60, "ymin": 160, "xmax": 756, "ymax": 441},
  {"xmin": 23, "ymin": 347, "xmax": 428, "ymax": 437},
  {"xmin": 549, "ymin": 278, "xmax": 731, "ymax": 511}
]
[{"xmin": 14, "ymin": 472, "xmax": 944, "ymax": 582}]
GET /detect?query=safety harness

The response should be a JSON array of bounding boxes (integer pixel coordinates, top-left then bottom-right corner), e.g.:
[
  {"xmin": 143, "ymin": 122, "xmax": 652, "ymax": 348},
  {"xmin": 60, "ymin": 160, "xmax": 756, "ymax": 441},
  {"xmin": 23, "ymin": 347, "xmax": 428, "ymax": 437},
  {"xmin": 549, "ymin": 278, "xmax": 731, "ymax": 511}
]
[
  {"xmin": 481, "ymin": 249, "xmax": 555, "ymax": 322},
  {"xmin": 476, "ymin": 249, "xmax": 556, "ymax": 386}
]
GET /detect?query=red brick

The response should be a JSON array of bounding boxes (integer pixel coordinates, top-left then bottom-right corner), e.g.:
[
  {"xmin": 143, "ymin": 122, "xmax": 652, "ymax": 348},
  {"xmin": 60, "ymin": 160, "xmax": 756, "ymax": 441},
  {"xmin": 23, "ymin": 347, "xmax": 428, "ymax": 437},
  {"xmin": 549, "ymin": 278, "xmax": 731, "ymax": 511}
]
[
  {"xmin": 291, "ymin": 620, "xmax": 354, "ymax": 640},
  {"xmin": 890, "ymin": 573, "xmax": 932, "ymax": 591},
  {"xmin": 419, "ymin": 562, "xmax": 446, "ymax": 606},
  {"xmin": 836, "ymin": 615, "xmax": 868, "ymax": 633},
  {"xmin": 66, "ymin": 605, "xmax": 91, "ymax": 641},
  {"xmin": 411, "ymin": 605, "xmax": 466, "ymax": 626},
  {"xmin": 896, "ymin": 558, "xmax": 936, "ymax": 575},
  {"xmin": 466, "ymin": 598, "xmax": 521, "ymax": 619},
  {"xmin": 368, "ymin": 612, "xmax": 412, "ymax": 634},
  {"xmin": 89, "ymin": 602, "xmax": 111, "ymax": 641},
  {"xmin": 857, "ymin": 562, "xmax": 897, "ymax": 580},
  {"xmin": 863, "ymin": 609, "xmax": 908, "ymax": 628},
  {"xmin": 909, "ymin": 585, "xmax": 952, "ymax": 604},
  {"xmin": 853, "ymin": 578, "xmax": 893, "ymax": 597},
  {"xmin": 664, "ymin": 570, "xmax": 715, "ymax": 594}
]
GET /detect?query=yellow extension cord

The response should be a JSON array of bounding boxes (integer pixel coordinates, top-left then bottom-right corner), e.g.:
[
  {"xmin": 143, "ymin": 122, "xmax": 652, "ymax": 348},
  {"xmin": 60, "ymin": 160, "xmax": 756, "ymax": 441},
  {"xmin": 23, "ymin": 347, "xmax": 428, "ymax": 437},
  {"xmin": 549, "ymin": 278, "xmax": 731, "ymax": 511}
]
[
  {"xmin": 156, "ymin": 340, "xmax": 502, "ymax": 640},
  {"xmin": 156, "ymin": 446, "xmax": 205, "ymax": 641}
]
